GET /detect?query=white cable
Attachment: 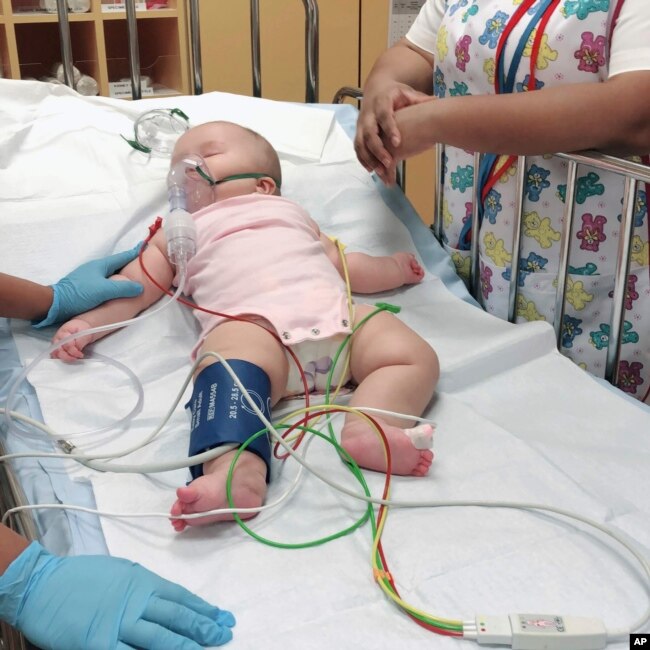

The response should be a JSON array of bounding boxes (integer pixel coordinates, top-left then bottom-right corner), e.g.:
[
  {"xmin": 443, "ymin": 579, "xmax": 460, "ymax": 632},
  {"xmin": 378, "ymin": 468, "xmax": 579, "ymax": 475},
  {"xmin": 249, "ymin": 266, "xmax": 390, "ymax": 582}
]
[
  {"xmin": 2, "ymin": 352, "xmax": 648, "ymax": 636},
  {"xmin": 0, "ymin": 407, "xmax": 235, "ymax": 467},
  {"xmin": 345, "ymin": 405, "xmax": 436, "ymax": 426},
  {"xmin": 1, "ymin": 353, "xmax": 434, "ymax": 472},
  {"xmin": 0, "ymin": 422, "xmax": 327, "ymax": 527},
  {"xmin": 0, "ymin": 357, "xmax": 232, "ymax": 467},
  {"xmin": 194, "ymin": 352, "xmax": 650, "ymax": 638}
]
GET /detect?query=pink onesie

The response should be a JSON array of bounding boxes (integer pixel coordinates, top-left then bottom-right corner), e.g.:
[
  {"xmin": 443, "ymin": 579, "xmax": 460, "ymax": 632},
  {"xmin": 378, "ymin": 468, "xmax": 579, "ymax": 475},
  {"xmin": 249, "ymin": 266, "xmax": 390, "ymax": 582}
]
[{"xmin": 184, "ymin": 194, "xmax": 353, "ymax": 356}]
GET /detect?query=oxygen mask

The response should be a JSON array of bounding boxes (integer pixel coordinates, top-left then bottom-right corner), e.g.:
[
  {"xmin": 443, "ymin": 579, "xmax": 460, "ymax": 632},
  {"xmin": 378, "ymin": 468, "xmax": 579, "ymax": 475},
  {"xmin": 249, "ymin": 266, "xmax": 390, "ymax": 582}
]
[
  {"xmin": 167, "ymin": 153, "xmax": 216, "ymax": 214},
  {"xmin": 164, "ymin": 154, "xmax": 214, "ymax": 267},
  {"xmin": 123, "ymin": 108, "xmax": 190, "ymax": 156}
]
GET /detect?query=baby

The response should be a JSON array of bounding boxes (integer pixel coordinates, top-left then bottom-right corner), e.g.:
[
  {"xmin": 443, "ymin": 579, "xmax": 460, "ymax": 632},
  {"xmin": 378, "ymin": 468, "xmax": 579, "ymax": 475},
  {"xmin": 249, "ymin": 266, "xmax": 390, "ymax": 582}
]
[{"xmin": 52, "ymin": 121, "xmax": 439, "ymax": 530}]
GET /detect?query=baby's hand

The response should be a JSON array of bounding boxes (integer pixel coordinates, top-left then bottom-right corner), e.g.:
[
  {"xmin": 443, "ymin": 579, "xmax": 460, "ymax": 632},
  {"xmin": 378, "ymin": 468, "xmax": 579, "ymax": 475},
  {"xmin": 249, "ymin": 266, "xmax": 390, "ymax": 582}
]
[
  {"xmin": 51, "ymin": 319, "xmax": 94, "ymax": 362},
  {"xmin": 392, "ymin": 252, "xmax": 425, "ymax": 285}
]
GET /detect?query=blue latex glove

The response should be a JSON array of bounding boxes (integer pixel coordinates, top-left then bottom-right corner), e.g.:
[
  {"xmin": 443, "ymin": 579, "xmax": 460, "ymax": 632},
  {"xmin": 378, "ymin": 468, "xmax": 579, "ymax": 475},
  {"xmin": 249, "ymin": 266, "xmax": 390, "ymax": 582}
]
[
  {"xmin": 0, "ymin": 541, "xmax": 235, "ymax": 649},
  {"xmin": 33, "ymin": 243, "xmax": 145, "ymax": 328}
]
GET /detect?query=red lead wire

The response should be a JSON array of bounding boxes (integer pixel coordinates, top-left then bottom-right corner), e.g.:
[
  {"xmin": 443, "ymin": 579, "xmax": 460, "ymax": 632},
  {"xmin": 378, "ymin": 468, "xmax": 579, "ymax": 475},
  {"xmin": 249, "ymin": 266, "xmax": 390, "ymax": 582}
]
[{"xmin": 137, "ymin": 222, "xmax": 313, "ymax": 449}]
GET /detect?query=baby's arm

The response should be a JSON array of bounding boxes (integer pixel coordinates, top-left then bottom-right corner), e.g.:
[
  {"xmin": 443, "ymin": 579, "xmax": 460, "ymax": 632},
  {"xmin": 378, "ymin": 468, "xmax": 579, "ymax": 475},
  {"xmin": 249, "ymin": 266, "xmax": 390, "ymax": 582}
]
[
  {"xmin": 320, "ymin": 234, "xmax": 424, "ymax": 294},
  {"xmin": 52, "ymin": 233, "xmax": 174, "ymax": 361}
]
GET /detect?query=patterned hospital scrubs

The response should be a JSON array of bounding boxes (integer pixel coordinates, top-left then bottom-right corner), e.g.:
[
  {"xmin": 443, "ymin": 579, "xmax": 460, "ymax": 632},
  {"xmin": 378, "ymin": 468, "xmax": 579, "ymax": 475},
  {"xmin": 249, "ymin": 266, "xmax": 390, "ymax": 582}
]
[{"xmin": 408, "ymin": 0, "xmax": 650, "ymax": 400}]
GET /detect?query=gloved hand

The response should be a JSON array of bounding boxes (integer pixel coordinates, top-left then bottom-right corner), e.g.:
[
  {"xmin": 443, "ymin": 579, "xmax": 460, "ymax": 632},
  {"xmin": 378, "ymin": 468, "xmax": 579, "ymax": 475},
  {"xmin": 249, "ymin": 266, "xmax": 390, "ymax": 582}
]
[
  {"xmin": 0, "ymin": 541, "xmax": 235, "ymax": 649},
  {"xmin": 33, "ymin": 243, "xmax": 145, "ymax": 328}
]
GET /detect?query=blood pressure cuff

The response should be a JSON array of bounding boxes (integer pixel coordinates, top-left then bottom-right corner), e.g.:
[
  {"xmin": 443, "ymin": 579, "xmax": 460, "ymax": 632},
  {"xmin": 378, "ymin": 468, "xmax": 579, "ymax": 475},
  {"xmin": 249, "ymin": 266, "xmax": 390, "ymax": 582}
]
[{"xmin": 186, "ymin": 360, "xmax": 272, "ymax": 482}]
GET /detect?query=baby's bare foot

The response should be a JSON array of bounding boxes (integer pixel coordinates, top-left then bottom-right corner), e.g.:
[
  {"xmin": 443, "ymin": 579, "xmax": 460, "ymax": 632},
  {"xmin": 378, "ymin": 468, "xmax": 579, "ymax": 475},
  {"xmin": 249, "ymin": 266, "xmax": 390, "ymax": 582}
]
[
  {"xmin": 170, "ymin": 449, "xmax": 267, "ymax": 531},
  {"xmin": 392, "ymin": 252, "xmax": 425, "ymax": 284},
  {"xmin": 341, "ymin": 419, "xmax": 434, "ymax": 476}
]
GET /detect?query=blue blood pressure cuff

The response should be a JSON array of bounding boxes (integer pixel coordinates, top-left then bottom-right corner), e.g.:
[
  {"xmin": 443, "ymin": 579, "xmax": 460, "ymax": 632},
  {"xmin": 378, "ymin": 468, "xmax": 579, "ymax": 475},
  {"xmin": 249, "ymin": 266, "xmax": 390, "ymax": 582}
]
[{"xmin": 186, "ymin": 360, "xmax": 273, "ymax": 482}]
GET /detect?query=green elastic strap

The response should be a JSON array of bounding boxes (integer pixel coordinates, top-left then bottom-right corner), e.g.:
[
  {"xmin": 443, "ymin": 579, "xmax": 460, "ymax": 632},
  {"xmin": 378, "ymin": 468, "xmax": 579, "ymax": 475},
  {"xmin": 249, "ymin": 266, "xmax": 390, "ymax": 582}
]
[
  {"xmin": 122, "ymin": 107, "xmax": 189, "ymax": 155},
  {"xmin": 170, "ymin": 107, "xmax": 190, "ymax": 122},
  {"xmin": 121, "ymin": 134, "xmax": 151, "ymax": 154},
  {"xmin": 195, "ymin": 167, "xmax": 282, "ymax": 189}
]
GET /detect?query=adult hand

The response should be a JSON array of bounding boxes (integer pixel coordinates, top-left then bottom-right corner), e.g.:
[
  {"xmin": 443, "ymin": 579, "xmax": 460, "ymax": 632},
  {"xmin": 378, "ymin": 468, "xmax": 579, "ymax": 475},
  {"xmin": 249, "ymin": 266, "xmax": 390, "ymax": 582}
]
[
  {"xmin": 33, "ymin": 243, "xmax": 144, "ymax": 328},
  {"xmin": 354, "ymin": 83, "xmax": 431, "ymax": 185},
  {"xmin": 0, "ymin": 541, "xmax": 235, "ymax": 649}
]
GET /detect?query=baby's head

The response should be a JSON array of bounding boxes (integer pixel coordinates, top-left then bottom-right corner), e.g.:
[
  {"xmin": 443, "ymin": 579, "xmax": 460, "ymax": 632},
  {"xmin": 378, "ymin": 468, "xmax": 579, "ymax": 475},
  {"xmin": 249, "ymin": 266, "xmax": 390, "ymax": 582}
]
[{"xmin": 171, "ymin": 120, "xmax": 282, "ymax": 212}]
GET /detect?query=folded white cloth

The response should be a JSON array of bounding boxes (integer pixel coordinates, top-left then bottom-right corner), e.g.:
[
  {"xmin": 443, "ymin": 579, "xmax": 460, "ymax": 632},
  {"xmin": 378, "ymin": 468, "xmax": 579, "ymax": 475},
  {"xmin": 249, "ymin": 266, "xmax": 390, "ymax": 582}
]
[{"xmin": 0, "ymin": 79, "xmax": 333, "ymax": 162}]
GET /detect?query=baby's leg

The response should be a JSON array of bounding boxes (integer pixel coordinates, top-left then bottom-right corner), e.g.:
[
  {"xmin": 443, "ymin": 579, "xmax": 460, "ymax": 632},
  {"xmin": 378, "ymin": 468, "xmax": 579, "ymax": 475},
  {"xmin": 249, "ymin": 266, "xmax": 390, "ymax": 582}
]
[
  {"xmin": 343, "ymin": 305, "xmax": 439, "ymax": 476},
  {"xmin": 171, "ymin": 319, "xmax": 288, "ymax": 530}
]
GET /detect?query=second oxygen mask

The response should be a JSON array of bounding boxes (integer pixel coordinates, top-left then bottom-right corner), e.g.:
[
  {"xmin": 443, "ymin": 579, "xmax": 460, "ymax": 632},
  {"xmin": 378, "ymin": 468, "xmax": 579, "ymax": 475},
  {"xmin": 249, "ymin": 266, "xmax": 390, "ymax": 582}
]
[{"xmin": 123, "ymin": 108, "xmax": 190, "ymax": 156}]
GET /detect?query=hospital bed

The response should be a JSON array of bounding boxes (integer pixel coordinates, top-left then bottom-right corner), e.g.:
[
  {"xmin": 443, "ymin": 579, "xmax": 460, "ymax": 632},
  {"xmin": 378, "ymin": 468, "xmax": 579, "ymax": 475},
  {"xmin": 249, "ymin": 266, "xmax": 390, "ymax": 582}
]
[{"xmin": 1, "ymin": 1, "xmax": 649, "ymax": 649}]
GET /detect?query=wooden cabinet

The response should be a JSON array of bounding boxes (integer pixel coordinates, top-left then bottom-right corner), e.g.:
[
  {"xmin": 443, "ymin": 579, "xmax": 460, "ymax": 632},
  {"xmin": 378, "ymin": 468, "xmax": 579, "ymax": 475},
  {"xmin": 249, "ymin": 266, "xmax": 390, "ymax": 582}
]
[
  {"xmin": 0, "ymin": 0, "xmax": 190, "ymax": 98},
  {"xmin": 197, "ymin": 0, "xmax": 359, "ymax": 104}
]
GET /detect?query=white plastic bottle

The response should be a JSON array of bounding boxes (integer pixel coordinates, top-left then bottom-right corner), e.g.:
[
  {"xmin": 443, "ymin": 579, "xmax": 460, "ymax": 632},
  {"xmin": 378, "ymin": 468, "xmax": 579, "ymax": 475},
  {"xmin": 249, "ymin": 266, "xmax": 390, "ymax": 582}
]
[
  {"xmin": 40, "ymin": 0, "xmax": 91, "ymax": 12},
  {"xmin": 51, "ymin": 62, "xmax": 82, "ymax": 86},
  {"xmin": 75, "ymin": 74, "xmax": 99, "ymax": 96},
  {"xmin": 68, "ymin": 0, "xmax": 91, "ymax": 12}
]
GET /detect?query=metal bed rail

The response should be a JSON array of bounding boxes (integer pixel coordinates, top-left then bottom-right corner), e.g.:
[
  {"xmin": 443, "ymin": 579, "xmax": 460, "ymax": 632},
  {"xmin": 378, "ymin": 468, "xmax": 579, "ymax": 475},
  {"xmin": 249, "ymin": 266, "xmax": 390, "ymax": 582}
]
[
  {"xmin": 53, "ymin": 0, "xmax": 320, "ymax": 102},
  {"xmin": 192, "ymin": 0, "xmax": 319, "ymax": 101},
  {"xmin": 434, "ymin": 146, "xmax": 650, "ymax": 387}
]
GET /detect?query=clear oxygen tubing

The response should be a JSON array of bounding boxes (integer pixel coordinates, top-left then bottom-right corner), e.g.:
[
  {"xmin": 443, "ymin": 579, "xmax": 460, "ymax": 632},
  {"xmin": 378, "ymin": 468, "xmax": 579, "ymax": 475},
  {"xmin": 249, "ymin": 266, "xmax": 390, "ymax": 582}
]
[{"xmin": 2, "ymin": 270, "xmax": 187, "ymax": 442}]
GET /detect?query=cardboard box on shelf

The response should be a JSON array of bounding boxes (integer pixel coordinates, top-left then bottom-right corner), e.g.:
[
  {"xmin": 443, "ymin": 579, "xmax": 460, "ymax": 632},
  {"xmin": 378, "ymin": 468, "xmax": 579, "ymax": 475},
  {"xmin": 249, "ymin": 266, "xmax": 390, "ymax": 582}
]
[
  {"xmin": 101, "ymin": 1, "xmax": 168, "ymax": 11},
  {"xmin": 108, "ymin": 80, "xmax": 154, "ymax": 98}
]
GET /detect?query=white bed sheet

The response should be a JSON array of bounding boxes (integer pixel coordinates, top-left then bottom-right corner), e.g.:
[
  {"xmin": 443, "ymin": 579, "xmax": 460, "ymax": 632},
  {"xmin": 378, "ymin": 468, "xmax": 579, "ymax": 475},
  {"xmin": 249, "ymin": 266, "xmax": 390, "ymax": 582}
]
[{"xmin": 1, "ymin": 82, "xmax": 649, "ymax": 650}]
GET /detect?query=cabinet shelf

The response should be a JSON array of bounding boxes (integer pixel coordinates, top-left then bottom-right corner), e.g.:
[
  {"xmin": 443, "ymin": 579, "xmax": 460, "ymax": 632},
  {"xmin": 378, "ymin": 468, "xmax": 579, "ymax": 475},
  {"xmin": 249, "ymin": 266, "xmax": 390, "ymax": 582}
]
[
  {"xmin": 102, "ymin": 8, "xmax": 178, "ymax": 19},
  {"xmin": 0, "ymin": 0, "xmax": 189, "ymax": 98},
  {"xmin": 11, "ymin": 12, "xmax": 96, "ymax": 22},
  {"xmin": 15, "ymin": 19, "xmax": 99, "ymax": 83}
]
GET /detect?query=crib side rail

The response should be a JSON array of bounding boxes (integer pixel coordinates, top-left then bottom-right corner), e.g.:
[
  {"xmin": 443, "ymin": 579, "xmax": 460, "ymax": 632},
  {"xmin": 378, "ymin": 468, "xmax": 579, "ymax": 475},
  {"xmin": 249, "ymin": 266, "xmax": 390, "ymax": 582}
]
[
  {"xmin": 332, "ymin": 83, "xmax": 649, "ymax": 390},
  {"xmin": 437, "ymin": 145, "xmax": 650, "ymax": 387},
  {"xmin": 0, "ymin": 441, "xmax": 39, "ymax": 544}
]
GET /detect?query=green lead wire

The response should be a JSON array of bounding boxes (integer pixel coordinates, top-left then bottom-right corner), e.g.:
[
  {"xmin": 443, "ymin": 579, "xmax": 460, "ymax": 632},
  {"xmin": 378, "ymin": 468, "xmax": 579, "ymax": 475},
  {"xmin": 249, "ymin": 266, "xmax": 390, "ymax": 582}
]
[
  {"xmin": 324, "ymin": 304, "xmax": 391, "ymax": 449},
  {"xmin": 222, "ymin": 302, "xmax": 465, "ymax": 635},
  {"xmin": 226, "ymin": 424, "xmax": 374, "ymax": 550}
]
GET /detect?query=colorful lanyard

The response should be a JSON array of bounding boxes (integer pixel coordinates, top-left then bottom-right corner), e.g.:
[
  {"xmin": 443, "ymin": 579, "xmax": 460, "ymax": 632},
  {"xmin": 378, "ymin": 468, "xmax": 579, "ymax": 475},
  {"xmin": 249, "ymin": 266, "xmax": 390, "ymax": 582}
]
[{"xmin": 458, "ymin": 0, "xmax": 561, "ymax": 249}]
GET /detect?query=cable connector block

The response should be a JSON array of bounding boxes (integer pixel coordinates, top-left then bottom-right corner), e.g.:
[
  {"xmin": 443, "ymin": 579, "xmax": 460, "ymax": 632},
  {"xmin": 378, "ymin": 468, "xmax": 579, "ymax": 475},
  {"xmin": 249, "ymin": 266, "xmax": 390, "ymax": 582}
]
[
  {"xmin": 474, "ymin": 614, "xmax": 607, "ymax": 650},
  {"xmin": 56, "ymin": 439, "xmax": 76, "ymax": 454}
]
